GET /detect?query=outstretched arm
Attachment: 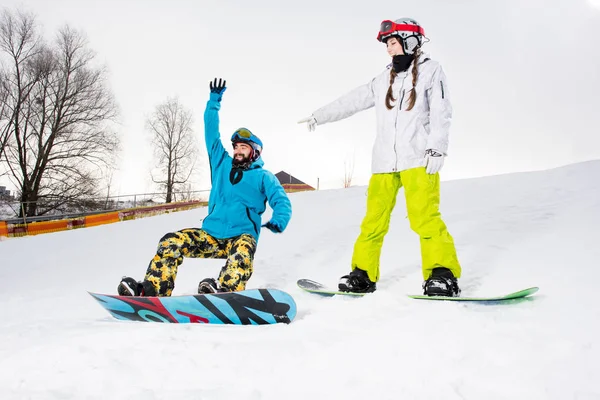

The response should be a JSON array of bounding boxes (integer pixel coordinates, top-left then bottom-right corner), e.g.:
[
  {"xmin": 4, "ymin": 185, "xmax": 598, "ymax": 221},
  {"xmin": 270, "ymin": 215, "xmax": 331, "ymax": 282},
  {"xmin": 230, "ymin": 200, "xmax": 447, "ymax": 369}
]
[
  {"xmin": 302, "ymin": 78, "xmax": 376, "ymax": 129},
  {"xmin": 262, "ymin": 173, "xmax": 292, "ymax": 234},
  {"xmin": 204, "ymin": 78, "xmax": 229, "ymax": 171}
]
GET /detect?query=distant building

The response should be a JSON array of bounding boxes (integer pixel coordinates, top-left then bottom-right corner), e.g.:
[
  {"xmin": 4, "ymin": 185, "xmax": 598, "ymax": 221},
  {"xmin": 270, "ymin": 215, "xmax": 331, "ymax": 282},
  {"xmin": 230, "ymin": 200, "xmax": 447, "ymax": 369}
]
[
  {"xmin": 275, "ymin": 171, "xmax": 316, "ymax": 193},
  {"xmin": 0, "ymin": 186, "xmax": 12, "ymax": 200}
]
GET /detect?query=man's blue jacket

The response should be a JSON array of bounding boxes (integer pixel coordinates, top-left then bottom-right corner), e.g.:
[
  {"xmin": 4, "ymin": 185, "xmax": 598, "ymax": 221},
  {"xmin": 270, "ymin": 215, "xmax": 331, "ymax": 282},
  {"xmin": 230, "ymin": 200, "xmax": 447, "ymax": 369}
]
[{"xmin": 201, "ymin": 92, "xmax": 292, "ymax": 242}]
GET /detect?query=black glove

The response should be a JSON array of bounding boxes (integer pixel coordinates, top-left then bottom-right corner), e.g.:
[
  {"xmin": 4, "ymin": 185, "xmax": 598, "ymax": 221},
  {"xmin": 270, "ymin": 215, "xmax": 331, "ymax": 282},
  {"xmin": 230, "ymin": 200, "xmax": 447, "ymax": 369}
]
[
  {"xmin": 262, "ymin": 221, "xmax": 282, "ymax": 233},
  {"xmin": 209, "ymin": 78, "xmax": 227, "ymax": 94}
]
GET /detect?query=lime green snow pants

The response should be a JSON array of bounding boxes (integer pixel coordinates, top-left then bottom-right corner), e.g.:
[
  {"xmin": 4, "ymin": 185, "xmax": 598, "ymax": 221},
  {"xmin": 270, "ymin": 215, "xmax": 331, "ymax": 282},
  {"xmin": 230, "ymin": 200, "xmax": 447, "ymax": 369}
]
[{"xmin": 351, "ymin": 167, "xmax": 461, "ymax": 282}]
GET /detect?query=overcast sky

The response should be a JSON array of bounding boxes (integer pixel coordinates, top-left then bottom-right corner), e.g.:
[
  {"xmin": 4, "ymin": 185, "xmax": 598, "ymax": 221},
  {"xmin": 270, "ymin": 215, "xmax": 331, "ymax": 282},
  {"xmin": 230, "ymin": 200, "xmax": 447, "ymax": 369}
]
[{"xmin": 2, "ymin": 0, "xmax": 600, "ymax": 195}]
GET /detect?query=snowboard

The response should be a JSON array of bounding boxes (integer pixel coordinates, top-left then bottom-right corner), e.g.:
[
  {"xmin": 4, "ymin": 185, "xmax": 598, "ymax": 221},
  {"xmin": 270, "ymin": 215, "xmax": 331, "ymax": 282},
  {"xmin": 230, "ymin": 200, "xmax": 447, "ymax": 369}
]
[
  {"xmin": 297, "ymin": 279, "xmax": 367, "ymax": 297},
  {"xmin": 297, "ymin": 279, "xmax": 539, "ymax": 302},
  {"xmin": 89, "ymin": 288, "xmax": 296, "ymax": 325},
  {"xmin": 408, "ymin": 286, "xmax": 539, "ymax": 302}
]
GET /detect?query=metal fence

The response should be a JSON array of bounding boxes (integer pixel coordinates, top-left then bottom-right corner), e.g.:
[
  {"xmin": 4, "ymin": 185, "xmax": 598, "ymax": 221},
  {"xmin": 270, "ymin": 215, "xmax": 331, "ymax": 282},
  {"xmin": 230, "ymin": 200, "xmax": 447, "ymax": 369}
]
[{"xmin": 0, "ymin": 189, "xmax": 211, "ymax": 224}]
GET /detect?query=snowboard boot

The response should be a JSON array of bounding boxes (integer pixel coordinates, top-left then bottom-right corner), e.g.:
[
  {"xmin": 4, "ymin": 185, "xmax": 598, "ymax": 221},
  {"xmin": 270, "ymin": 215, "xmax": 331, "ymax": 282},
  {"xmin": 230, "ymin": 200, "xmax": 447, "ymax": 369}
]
[
  {"xmin": 423, "ymin": 267, "xmax": 461, "ymax": 297},
  {"xmin": 117, "ymin": 277, "xmax": 143, "ymax": 296},
  {"xmin": 198, "ymin": 278, "xmax": 226, "ymax": 294},
  {"xmin": 338, "ymin": 268, "xmax": 376, "ymax": 293}
]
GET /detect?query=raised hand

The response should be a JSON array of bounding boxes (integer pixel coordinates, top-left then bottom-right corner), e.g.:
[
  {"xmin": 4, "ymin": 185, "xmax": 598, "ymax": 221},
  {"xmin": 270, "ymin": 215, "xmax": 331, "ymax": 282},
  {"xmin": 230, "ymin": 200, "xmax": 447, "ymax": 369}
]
[{"xmin": 209, "ymin": 78, "xmax": 227, "ymax": 94}]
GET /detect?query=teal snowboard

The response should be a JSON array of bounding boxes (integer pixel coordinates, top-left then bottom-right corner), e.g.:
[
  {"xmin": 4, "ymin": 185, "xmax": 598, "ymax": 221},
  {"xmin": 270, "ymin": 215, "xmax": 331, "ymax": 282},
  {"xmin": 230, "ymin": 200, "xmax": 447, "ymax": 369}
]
[
  {"xmin": 408, "ymin": 286, "xmax": 539, "ymax": 302},
  {"xmin": 297, "ymin": 279, "xmax": 539, "ymax": 302}
]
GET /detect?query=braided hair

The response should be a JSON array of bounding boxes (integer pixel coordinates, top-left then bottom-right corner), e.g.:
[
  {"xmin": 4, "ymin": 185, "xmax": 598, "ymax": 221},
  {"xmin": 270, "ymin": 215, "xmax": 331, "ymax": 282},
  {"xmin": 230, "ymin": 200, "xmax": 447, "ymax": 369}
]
[{"xmin": 384, "ymin": 47, "xmax": 422, "ymax": 111}]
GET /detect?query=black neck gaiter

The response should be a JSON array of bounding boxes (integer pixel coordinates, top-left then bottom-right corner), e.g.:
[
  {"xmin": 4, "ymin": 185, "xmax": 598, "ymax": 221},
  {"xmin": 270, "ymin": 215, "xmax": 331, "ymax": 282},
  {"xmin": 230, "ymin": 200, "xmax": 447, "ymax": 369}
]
[{"xmin": 392, "ymin": 54, "xmax": 414, "ymax": 73}]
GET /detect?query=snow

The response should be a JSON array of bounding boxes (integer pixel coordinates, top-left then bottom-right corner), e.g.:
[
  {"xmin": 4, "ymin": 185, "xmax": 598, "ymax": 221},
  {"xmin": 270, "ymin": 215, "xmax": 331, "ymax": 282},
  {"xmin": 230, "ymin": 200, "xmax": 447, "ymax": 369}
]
[{"xmin": 1, "ymin": 160, "xmax": 600, "ymax": 400}]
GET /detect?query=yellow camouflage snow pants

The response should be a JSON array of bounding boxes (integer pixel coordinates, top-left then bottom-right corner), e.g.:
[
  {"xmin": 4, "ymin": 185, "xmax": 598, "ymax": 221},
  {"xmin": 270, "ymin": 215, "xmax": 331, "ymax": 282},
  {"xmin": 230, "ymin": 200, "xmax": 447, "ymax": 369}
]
[
  {"xmin": 144, "ymin": 229, "xmax": 257, "ymax": 296},
  {"xmin": 351, "ymin": 167, "xmax": 461, "ymax": 282}
]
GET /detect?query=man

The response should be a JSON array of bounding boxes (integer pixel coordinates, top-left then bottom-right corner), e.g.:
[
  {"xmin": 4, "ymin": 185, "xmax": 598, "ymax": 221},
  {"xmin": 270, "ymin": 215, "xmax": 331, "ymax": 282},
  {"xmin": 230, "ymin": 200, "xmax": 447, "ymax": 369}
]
[{"xmin": 118, "ymin": 78, "xmax": 292, "ymax": 297}]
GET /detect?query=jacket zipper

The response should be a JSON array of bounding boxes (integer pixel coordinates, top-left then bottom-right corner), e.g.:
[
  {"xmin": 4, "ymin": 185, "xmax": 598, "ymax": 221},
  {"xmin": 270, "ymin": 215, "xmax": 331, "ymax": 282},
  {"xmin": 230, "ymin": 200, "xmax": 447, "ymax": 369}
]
[
  {"xmin": 399, "ymin": 89, "xmax": 405, "ymax": 111},
  {"xmin": 394, "ymin": 83, "xmax": 407, "ymax": 172}
]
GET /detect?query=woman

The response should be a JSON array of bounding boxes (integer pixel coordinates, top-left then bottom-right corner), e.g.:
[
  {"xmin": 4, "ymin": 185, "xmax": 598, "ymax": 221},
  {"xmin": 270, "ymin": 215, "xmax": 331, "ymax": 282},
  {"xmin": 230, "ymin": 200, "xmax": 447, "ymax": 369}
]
[{"xmin": 298, "ymin": 18, "xmax": 462, "ymax": 296}]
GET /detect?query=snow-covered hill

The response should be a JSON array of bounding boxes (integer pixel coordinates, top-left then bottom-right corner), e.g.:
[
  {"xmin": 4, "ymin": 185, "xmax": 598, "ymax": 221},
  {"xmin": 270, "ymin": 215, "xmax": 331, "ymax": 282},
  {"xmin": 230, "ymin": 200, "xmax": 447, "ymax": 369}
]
[{"xmin": 1, "ymin": 160, "xmax": 599, "ymax": 400}]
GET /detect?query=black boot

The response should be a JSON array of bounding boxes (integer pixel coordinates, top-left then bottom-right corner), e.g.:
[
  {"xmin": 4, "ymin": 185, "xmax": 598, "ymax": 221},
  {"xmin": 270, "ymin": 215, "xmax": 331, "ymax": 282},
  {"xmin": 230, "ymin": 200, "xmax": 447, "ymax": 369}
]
[
  {"xmin": 117, "ymin": 277, "xmax": 143, "ymax": 296},
  {"xmin": 423, "ymin": 267, "xmax": 461, "ymax": 297},
  {"xmin": 118, "ymin": 277, "xmax": 157, "ymax": 296},
  {"xmin": 198, "ymin": 278, "xmax": 226, "ymax": 294},
  {"xmin": 338, "ymin": 268, "xmax": 376, "ymax": 293}
]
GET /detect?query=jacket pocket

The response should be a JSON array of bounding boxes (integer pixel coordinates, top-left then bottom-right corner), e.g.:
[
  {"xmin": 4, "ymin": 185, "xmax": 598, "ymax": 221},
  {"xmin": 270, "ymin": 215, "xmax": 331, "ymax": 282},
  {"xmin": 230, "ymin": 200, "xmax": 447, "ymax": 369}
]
[
  {"xmin": 408, "ymin": 121, "xmax": 428, "ymax": 158},
  {"xmin": 245, "ymin": 207, "xmax": 259, "ymax": 235},
  {"xmin": 415, "ymin": 122, "xmax": 428, "ymax": 154}
]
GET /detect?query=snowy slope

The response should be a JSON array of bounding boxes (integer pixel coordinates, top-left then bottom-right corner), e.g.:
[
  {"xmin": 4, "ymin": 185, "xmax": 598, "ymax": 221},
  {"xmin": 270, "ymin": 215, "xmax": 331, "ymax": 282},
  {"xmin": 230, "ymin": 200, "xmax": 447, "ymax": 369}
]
[{"xmin": 1, "ymin": 161, "xmax": 600, "ymax": 400}]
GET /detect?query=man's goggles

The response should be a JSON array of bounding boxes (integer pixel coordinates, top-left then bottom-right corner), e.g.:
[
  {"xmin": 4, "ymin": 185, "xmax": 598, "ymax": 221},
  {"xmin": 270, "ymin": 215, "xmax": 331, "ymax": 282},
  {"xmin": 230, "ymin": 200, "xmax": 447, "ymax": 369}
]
[
  {"xmin": 377, "ymin": 20, "xmax": 425, "ymax": 42},
  {"xmin": 232, "ymin": 128, "xmax": 253, "ymax": 142},
  {"xmin": 231, "ymin": 128, "xmax": 262, "ymax": 150}
]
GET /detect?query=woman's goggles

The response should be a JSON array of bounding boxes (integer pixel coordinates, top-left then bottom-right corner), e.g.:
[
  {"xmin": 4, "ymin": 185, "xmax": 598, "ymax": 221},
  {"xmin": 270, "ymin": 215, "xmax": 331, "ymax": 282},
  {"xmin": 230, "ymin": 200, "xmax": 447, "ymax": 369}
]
[{"xmin": 377, "ymin": 20, "xmax": 425, "ymax": 42}]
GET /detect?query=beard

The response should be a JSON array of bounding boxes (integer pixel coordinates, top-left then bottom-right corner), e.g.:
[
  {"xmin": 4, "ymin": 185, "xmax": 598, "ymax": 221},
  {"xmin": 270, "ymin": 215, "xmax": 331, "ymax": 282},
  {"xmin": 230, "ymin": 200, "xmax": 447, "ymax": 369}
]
[{"xmin": 232, "ymin": 153, "xmax": 251, "ymax": 168}]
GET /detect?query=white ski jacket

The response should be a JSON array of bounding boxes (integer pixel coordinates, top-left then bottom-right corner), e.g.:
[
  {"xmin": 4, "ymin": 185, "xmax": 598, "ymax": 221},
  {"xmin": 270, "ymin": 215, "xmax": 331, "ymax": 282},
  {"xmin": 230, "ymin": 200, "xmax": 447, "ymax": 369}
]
[{"xmin": 312, "ymin": 53, "xmax": 452, "ymax": 174}]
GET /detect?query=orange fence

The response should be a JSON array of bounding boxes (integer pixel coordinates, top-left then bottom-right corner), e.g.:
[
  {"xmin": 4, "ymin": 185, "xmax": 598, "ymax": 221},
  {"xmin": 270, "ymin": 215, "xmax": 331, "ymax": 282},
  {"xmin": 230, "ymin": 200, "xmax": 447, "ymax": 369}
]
[
  {"xmin": 0, "ymin": 200, "xmax": 207, "ymax": 238},
  {"xmin": 84, "ymin": 212, "xmax": 120, "ymax": 227},
  {"xmin": 0, "ymin": 221, "xmax": 8, "ymax": 237}
]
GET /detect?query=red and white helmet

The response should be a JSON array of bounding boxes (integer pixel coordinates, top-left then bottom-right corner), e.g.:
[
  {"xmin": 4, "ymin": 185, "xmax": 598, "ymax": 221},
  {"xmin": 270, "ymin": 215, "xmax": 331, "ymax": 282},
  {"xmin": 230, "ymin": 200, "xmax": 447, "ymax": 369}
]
[{"xmin": 377, "ymin": 18, "xmax": 425, "ymax": 55}]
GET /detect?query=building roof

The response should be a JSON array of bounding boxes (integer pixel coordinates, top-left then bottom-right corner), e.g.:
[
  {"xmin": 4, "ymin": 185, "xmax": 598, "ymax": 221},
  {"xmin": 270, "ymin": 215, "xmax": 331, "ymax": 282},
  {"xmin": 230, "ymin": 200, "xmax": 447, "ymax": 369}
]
[{"xmin": 275, "ymin": 171, "xmax": 308, "ymax": 185}]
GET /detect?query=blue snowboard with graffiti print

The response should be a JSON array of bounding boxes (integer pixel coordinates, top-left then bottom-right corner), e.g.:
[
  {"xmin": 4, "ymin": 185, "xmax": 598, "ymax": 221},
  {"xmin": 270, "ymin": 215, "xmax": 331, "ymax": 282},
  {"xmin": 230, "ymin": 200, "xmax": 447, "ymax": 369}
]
[{"xmin": 89, "ymin": 288, "xmax": 296, "ymax": 325}]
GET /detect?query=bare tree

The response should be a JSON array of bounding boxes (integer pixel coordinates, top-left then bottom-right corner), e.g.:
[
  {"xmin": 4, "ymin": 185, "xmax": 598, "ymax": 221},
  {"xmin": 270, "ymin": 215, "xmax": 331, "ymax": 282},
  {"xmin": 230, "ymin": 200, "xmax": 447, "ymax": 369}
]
[
  {"xmin": 0, "ymin": 72, "xmax": 10, "ymax": 181},
  {"xmin": 343, "ymin": 153, "xmax": 355, "ymax": 188},
  {"xmin": 0, "ymin": 70, "xmax": 11, "ymax": 162},
  {"xmin": 147, "ymin": 97, "xmax": 197, "ymax": 203},
  {"xmin": 0, "ymin": 9, "xmax": 119, "ymax": 217},
  {"xmin": 0, "ymin": 9, "xmax": 42, "ymax": 167},
  {"xmin": 178, "ymin": 182, "xmax": 194, "ymax": 201}
]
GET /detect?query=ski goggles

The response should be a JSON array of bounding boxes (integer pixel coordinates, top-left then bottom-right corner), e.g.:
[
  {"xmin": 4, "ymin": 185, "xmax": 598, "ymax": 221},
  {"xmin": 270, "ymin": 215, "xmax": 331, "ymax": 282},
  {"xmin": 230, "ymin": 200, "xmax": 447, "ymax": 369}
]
[
  {"xmin": 231, "ymin": 128, "xmax": 263, "ymax": 149},
  {"xmin": 377, "ymin": 20, "xmax": 425, "ymax": 42},
  {"xmin": 233, "ymin": 128, "xmax": 252, "ymax": 140}
]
